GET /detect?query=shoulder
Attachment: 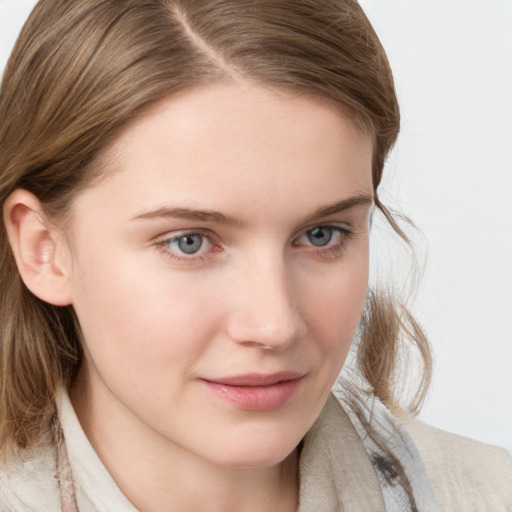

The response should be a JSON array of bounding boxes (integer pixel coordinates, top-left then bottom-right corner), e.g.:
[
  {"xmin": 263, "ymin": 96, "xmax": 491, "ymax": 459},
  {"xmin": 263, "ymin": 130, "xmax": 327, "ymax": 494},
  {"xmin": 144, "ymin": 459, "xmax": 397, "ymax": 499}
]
[
  {"xmin": 0, "ymin": 442, "xmax": 61, "ymax": 512},
  {"xmin": 398, "ymin": 411, "xmax": 512, "ymax": 512}
]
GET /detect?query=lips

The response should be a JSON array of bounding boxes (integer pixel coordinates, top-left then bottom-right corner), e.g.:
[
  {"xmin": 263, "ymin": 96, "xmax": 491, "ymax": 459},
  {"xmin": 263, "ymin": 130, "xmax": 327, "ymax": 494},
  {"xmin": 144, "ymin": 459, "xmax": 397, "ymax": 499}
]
[{"xmin": 201, "ymin": 372, "xmax": 304, "ymax": 411}]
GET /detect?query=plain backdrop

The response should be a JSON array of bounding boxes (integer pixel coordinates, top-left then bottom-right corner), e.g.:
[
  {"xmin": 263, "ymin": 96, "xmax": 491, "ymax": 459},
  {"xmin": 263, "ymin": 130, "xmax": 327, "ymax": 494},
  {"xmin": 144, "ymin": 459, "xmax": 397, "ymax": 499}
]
[{"xmin": 1, "ymin": 0, "xmax": 511, "ymax": 454}]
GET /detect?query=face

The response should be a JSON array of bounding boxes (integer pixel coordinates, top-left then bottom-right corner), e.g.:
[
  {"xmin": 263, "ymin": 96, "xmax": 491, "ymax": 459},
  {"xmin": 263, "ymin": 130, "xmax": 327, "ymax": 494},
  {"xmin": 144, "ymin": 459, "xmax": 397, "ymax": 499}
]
[{"xmin": 65, "ymin": 82, "xmax": 374, "ymax": 469}]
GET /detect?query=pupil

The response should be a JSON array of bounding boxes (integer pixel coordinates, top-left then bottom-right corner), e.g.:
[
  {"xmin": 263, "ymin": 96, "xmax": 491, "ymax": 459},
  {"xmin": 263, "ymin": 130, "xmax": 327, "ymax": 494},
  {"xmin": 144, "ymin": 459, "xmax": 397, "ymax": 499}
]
[
  {"xmin": 178, "ymin": 235, "xmax": 203, "ymax": 254},
  {"xmin": 307, "ymin": 227, "xmax": 332, "ymax": 247}
]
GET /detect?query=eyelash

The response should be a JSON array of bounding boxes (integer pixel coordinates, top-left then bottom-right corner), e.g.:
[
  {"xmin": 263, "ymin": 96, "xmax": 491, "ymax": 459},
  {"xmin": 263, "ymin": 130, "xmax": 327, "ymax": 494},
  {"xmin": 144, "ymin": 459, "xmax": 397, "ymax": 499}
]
[
  {"xmin": 155, "ymin": 225, "xmax": 352, "ymax": 265},
  {"xmin": 293, "ymin": 226, "xmax": 352, "ymax": 261},
  {"xmin": 155, "ymin": 230, "xmax": 218, "ymax": 264}
]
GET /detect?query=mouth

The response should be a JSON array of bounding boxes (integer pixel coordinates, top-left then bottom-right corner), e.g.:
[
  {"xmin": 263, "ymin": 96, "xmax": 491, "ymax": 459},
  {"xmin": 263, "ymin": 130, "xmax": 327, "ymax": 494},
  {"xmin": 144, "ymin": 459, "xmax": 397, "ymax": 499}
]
[{"xmin": 201, "ymin": 372, "xmax": 304, "ymax": 411}]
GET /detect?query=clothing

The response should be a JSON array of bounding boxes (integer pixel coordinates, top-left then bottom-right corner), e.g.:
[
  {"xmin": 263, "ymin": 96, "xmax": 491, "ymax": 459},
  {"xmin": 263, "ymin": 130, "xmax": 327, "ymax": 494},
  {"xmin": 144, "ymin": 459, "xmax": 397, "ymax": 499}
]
[{"xmin": 0, "ymin": 388, "xmax": 511, "ymax": 511}]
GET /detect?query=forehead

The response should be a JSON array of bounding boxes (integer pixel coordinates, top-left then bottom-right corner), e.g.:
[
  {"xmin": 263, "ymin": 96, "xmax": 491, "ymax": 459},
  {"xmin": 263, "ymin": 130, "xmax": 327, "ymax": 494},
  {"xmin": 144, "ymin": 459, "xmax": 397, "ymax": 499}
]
[{"xmin": 72, "ymin": 82, "xmax": 374, "ymax": 225}]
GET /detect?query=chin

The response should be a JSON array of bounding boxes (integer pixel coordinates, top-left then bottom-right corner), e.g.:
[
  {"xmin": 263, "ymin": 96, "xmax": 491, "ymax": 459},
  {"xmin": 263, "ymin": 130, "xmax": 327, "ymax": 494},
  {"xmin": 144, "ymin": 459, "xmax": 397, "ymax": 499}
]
[{"xmin": 205, "ymin": 432, "xmax": 301, "ymax": 470}]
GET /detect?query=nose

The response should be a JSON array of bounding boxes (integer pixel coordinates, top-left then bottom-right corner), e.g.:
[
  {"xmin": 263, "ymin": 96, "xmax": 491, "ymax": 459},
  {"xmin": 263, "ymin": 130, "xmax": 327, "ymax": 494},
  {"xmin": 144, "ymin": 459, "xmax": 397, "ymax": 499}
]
[{"xmin": 225, "ymin": 254, "xmax": 307, "ymax": 350}]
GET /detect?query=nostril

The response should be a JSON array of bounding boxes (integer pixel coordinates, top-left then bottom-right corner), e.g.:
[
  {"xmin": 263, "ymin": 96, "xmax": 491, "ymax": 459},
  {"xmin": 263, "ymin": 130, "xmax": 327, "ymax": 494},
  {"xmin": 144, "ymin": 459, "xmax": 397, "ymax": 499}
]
[
  {"xmin": 239, "ymin": 340, "xmax": 278, "ymax": 350},
  {"xmin": 227, "ymin": 309, "xmax": 306, "ymax": 350}
]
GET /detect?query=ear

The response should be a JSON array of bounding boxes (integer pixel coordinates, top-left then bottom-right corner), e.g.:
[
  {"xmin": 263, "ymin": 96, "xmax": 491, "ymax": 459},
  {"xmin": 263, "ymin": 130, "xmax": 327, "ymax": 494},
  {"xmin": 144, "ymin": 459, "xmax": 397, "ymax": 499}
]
[{"xmin": 3, "ymin": 189, "xmax": 73, "ymax": 306}]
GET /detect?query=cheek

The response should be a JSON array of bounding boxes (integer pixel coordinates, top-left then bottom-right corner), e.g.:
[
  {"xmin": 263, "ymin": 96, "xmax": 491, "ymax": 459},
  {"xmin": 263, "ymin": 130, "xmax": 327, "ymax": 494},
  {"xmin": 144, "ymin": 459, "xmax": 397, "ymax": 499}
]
[
  {"xmin": 303, "ymin": 247, "xmax": 369, "ymax": 359},
  {"xmin": 69, "ymin": 248, "xmax": 224, "ymax": 384}
]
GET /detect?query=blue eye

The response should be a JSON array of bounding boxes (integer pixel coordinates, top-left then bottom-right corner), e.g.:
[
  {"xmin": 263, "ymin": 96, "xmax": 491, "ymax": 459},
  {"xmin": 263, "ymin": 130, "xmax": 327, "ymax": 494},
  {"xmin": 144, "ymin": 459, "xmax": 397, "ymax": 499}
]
[
  {"xmin": 166, "ymin": 233, "xmax": 211, "ymax": 255},
  {"xmin": 306, "ymin": 226, "xmax": 335, "ymax": 247},
  {"xmin": 294, "ymin": 225, "xmax": 351, "ymax": 259},
  {"xmin": 176, "ymin": 234, "xmax": 203, "ymax": 254}
]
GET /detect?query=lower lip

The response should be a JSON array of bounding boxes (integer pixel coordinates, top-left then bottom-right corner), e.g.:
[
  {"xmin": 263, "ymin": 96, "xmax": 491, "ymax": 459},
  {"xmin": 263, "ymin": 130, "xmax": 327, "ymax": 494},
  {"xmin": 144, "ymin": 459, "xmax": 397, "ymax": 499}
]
[{"xmin": 201, "ymin": 378, "xmax": 302, "ymax": 411}]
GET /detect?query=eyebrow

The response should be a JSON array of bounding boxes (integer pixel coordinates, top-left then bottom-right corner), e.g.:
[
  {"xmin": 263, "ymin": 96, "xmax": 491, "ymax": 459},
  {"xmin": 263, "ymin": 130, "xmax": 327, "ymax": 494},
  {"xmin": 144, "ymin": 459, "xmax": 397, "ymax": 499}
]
[
  {"xmin": 302, "ymin": 193, "xmax": 374, "ymax": 224},
  {"xmin": 131, "ymin": 206, "xmax": 244, "ymax": 226},
  {"xmin": 131, "ymin": 193, "xmax": 374, "ymax": 226}
]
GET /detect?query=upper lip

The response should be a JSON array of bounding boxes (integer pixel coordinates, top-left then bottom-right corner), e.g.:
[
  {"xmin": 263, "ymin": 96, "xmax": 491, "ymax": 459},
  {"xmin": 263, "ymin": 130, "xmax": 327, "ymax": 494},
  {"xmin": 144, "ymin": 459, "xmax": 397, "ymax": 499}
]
[{"xmin": 203, "ymin": 371, "xmax": 305, "ymax": 387}]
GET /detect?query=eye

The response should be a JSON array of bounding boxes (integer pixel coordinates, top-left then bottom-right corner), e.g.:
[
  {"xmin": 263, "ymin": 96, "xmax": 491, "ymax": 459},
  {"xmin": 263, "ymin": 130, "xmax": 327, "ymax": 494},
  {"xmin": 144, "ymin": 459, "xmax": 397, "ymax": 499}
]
[
  {"xmin": 292, "ymin": 225, "xmax": 351, "ymax": 261},
  {"xmin": 172, "ymin": 234, "xmax": 207, "ymax": 255},
  {"xmin": 158, "ymin": 231, "xmax": 214, "ymax": 259},
  {"xmin": 304, "ymin": 226, "xmax": 335, "ymax": 247},
  {"xmin": 297, "ymin": 226, "xmax": 347, "ymax": 247}
]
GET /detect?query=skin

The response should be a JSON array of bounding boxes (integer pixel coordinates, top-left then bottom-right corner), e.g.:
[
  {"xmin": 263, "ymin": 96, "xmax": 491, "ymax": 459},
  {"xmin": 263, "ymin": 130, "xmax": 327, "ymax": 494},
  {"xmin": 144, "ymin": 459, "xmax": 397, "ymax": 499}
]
[{"xmin": 50, "ymin": 82, "xmax": 373, "ymax": 511}]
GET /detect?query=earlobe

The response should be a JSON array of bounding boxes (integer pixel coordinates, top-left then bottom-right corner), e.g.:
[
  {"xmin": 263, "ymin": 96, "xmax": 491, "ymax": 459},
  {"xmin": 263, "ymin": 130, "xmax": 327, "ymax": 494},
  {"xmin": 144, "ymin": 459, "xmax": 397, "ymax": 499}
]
[{"xmin": 3, "ymin": 189, "xmax": 73, "ymax": 306}]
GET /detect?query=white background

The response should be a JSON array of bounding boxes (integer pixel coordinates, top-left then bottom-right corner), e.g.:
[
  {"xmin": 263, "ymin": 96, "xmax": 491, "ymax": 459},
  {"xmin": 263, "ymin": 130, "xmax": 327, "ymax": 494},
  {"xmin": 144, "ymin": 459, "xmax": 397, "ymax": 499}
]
[{"xmin": 1, "ymin": 0, "xmax": 511, "ymax": 454}]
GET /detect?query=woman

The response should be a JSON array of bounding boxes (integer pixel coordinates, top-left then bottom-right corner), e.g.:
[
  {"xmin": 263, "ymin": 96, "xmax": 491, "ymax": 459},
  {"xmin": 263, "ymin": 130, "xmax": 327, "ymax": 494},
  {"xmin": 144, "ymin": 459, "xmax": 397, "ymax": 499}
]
[{"xmin": 0, "ymin": 1, "xmax": 510, "ymax": 510}]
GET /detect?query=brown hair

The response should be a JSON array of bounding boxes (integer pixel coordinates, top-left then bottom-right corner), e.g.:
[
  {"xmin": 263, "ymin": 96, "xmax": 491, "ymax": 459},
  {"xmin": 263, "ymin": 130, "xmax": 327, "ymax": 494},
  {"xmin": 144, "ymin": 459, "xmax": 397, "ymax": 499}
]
[{"xmin": 0, "ymin": 0, "xmax": 430, "ymax": 459}]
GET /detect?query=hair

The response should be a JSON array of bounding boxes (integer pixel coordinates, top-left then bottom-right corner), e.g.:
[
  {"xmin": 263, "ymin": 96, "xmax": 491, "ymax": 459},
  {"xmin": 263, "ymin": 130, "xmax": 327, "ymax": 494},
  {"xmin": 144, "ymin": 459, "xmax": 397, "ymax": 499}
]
[{"xmin": 0, "ymin": 0, "xmax": 431, "ymax": 460}]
